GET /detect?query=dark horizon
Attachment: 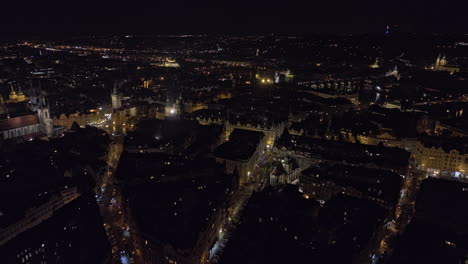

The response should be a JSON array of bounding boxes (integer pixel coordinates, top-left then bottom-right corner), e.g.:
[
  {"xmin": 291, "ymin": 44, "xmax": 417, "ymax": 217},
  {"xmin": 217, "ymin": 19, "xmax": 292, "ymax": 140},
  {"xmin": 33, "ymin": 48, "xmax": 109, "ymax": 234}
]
[{"xmin": 1, "ymin": 0, "xmax": 467, "ymax": 38}]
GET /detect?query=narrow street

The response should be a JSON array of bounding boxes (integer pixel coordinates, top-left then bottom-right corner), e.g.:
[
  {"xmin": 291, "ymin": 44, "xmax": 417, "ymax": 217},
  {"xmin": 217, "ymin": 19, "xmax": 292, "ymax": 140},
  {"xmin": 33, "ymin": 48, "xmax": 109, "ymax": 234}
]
[
  {"xmin": 209, "ymin": 185, "xmax": 254, "ymax": 263},
  {"xmin": 360, "ymin": 162, "xmax": 425, "ymax": 264},
  {"xmin": 209, "ymin": 151, "xmax": 272, "ymax": 263},
  {"xmin": 96, "ymin": 136, "xmax": 141, "ymax": 264}
]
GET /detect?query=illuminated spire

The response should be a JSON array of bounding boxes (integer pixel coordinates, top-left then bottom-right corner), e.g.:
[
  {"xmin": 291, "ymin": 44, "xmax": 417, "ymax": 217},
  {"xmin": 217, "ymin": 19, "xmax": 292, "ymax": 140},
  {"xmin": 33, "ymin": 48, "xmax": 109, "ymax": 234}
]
[
  {"xmin": 9, "ymin": 83, "xmax": 17, "ymax": 101},
  {"xmin": 369, "ymin": 58, "xmax": 380, "ymax": 69},
  {"xmin": 17, "ymin": 85, "xmax": 26, "ymax": 102},
  {"xmin": 441, "ymin": 55, "xmax": 447, "ymax": 66}
]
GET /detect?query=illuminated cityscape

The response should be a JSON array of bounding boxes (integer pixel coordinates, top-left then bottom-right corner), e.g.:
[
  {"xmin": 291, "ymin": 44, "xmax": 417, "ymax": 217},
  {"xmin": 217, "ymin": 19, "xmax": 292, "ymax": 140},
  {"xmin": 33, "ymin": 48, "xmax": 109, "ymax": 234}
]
[{"xmin": 1, "ymin": 1, "xmax": 468, "ymax": 264}]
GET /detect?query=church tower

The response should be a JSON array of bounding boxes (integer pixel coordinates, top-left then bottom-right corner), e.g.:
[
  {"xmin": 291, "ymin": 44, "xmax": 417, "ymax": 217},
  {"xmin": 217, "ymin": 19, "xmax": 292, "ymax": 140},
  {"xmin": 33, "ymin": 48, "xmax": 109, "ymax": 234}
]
[
  {"xmin": 165, "ymin": 94, "xmax": 179, "ymax": 117},
  {"xmin": 434, "ymin": 54, "xmax": 449, "ymax": 71},
  {"xmin": 29, "ymin": 81, "xmax": 53, "ymax": 137},
  {"xmin": 369, "ymin": 58, "xmax": 380, "ymax": 69},
  {"xmin": 111, "ymin": 82, "xmax": 122, "ymax": 110},
  {"xmin": 174, "ymin": 93, "xmax": 183, "ymax": 114},
  {"xmin": 164, "ymin": 79, "xmax": 182, "ymax": 118},
  {"xmin": 36, "ymin": 96, "xmax": 53, "ymax": 137},
  {"xmin": 440, "ymin": 55, "xmax": 448, "ymax": 67},
  {"xmin": 435, "ymin": 54, "xmax": 441, "ymax": 69},
  {"xmin": 16, "ymin": 86, "xmax": 26, "ymax": 102},
  {"xmin": 9, "ymin": 83, "xmax": 17, "ymax": 101}
]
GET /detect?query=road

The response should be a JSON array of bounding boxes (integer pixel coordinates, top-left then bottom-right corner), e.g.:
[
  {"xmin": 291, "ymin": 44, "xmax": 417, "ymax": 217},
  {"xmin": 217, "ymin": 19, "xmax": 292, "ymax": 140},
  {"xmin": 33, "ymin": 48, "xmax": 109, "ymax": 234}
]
[
  {"xmin": 209, "ymin": 151, "xmax": 272, "ymax": 263},
  {"xmin": 96, "ymin": 136, "xmax": 141, "ymax": 264},
  {"xmin": 358, "ymin": 162, "xmax": 424, "ymax": 264}
]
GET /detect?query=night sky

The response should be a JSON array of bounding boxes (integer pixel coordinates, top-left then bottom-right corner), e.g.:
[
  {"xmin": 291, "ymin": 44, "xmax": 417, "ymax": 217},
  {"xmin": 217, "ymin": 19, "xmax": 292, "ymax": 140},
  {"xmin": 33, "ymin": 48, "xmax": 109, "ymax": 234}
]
[{"xmin": 1, "ymin": 0, "xmax": 467, "ymax": 37}]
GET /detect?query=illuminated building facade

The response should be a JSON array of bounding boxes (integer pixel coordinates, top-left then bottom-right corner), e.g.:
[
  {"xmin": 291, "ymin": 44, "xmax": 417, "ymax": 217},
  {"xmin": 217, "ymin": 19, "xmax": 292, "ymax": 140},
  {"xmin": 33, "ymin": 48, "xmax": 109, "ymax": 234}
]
[
  {"xmin": 0, "ymin": 113, "xmax": 41, "ymax": 140},
  {"xmin": 433, "ymin": 54, "xmax": 460, "ymax": 73},
  {"xmin": 165, "ymin": 96, "xmax": 182, "ymax": 118},
  {"xmin": 183, "ymin": 101, "xmax": 208, "ymax": 114},
  {"xmin": 298, "ymin": 79, "xmax": 360, "ymax": 94},
  {"xmin": 53, "ymin": 111, "xmax": 103, "ymax": 129},
  {"xmin": 6, "ymin": 84, "xmax": 28, "ymax": 104},
  {"xmin": 357, "ymin": 130, "xmax": 417, "ymax": 152},
  {"xmin": 225, "ymin": 120, "xmax": 284, "ymax": 148},
  {"xmin": 143, "ymin": 80, "xmax": 152, "ymax": 89},
  {"xmin": 111, "ymin": 84, "xmax": 122, "ymax": 110},
  {"xmin": 413, "ymin": 137, "xmax": 468, "ymax": 177},
  {"xmin": 369, "ymin": 57, "xmax": 380, "ymax": 68}
]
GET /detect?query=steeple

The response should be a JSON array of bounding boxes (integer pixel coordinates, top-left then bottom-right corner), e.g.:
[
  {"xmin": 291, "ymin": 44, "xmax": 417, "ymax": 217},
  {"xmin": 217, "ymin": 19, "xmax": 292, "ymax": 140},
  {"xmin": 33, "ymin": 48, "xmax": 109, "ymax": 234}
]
[
  {"xmin": 9, "ymin": 83, "xmax": 17, "ymax": 101},
  {"xmin": 441, "ymin": 55, "xmax": 447, "ymax": 66},
  {"xmin": 17, "ymin": 85, "xmax": 26, "ymax": 102},
  {"xmin": 111, "ymin": 81, "xmax": 122, "ymax": 110},
  {"xmin": 36, "ymin": 94, "xmax": 53, "ymax": 137},
  {"xmin": 176, "ymin": 92, "xmax": 182, "ymax": 104},
  {"xmin": 369, "ymin": 58, "xmax": 380, "ymax": 69},
  {"xmin": 112, "ymin": 81, "xmax": 119, "ymax": 95}
]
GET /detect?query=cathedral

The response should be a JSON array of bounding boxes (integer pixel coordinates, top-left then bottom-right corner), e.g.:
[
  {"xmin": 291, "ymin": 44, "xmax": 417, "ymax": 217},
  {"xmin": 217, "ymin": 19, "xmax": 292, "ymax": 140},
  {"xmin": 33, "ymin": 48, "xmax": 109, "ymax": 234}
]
[{"xmin": 433, "ymin": 54, "xmax": 460, "ymax": 74}]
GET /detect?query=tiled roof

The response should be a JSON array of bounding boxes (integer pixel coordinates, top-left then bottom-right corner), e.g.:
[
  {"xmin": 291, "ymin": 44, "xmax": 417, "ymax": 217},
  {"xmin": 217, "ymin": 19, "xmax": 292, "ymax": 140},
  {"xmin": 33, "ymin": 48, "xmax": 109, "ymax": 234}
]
[{"xmin": 0, "ymin": 114, "xmax": 39, "ymax": 131}]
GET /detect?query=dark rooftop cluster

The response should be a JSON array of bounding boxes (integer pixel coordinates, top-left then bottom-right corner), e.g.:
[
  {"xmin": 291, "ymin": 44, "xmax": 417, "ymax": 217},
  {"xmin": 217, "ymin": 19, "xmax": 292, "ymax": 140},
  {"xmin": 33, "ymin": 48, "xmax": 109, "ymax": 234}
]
[
  {"xmin": 214, "ymin": 129, "xmax": 264, "ymax": 161},
  {"xmin": 0, "ymin": 193, "xmax": 109, "ymax": 264},
  {"xmin": 419, "ymin": 135, "xmax": 468, "ymax": 155},
  {"xmin": 277, "ymin": 132, "xmax": 411, "ymax": 169},
  {"xmin": 302, "ymin": 162, "xmax": 402, "ymax": 203},
  {"xmin": 0, "ymin": 125, "xmax": 109, "ymax": 228},
  {"xmin": 125, "ymin": 119, "xmax": 198, "ymax": 151},
  {"xmin": 219, "ymin": 186, "xmax": 386, "ymax": 264},
  {"xmin": 124, "ymin": 175, "xmax": 232, "ymax": 250}
]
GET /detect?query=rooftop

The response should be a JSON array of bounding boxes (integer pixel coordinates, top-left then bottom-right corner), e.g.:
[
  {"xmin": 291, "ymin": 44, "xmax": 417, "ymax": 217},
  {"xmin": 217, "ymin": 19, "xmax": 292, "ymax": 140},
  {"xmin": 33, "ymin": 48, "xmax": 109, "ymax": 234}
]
[
  {"xmin": 125, "ymin": 119, "xmax": 198, "ymax": 150},
  {"xmin": 301, "ymin": 162, "xmax": 402, "ymax": 203},
  {"xmin": 277, "ymin": 133, "xmax": 410, "ymax": 169},
  {"xmin": 116, "ymin": 151, "xmax": 221, "ymax": 182},
  {"xmin": 0, "ymin": 113, "xmax": 39, "ymax": 131},
  {"xmin": 419, "ymin": 135, "xmax": 468, "ymax": 155},
  {"xmin": 125, "ymin": 175, "xmax": 232, "ymax": 250},
  {"xmin": 219, "ymin": 187, "xmax": 386, "ymax": 264},
  {"xmin": 0, "ymin": 126, "xmax": 109, "ymax": 228}
]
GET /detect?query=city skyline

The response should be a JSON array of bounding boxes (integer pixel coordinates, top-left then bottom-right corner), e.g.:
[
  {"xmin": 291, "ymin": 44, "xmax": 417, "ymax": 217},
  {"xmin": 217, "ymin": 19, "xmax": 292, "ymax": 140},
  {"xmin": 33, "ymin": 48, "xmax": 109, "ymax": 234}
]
[{"xmin": 1, "ymin": 3, "xmax": 468, "ymax": 264}]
